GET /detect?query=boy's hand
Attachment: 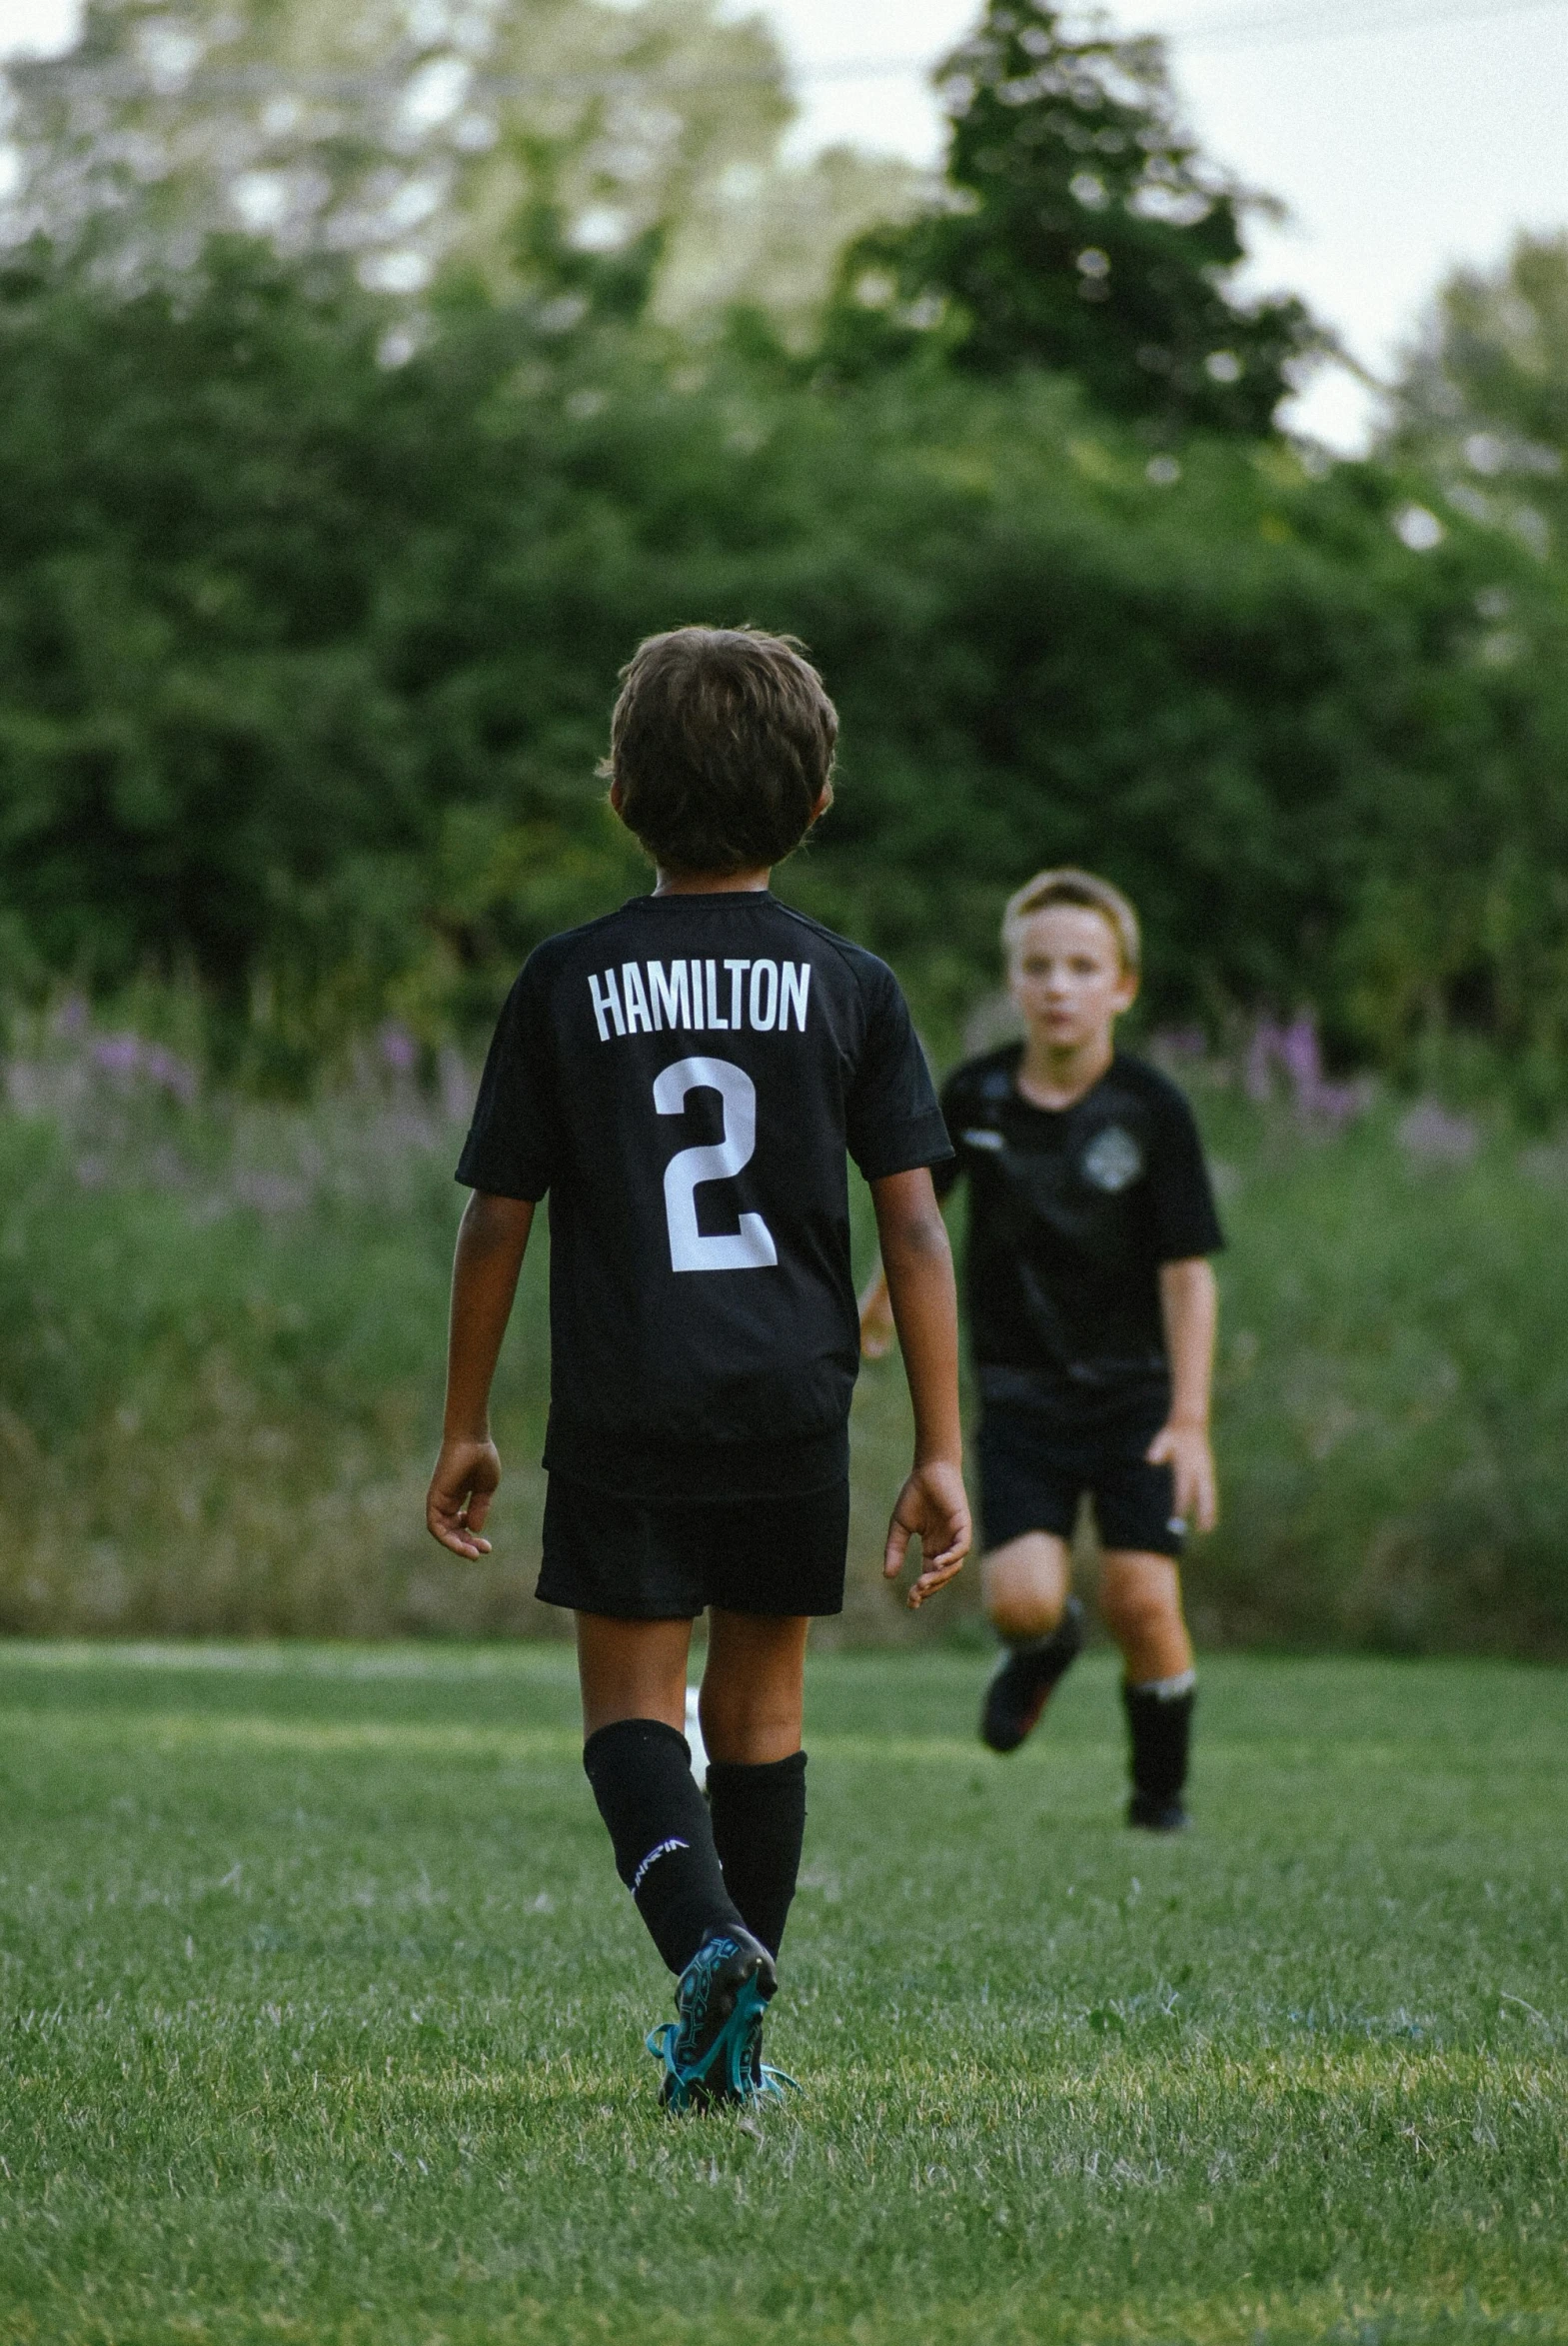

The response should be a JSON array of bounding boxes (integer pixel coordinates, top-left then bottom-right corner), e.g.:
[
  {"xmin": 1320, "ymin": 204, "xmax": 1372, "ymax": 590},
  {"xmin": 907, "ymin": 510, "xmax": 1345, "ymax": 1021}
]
[
  {"xmin": 882, "ymin": 1461, "xmax": 971, "ymax": 1609},
  {"xmin": 427, "ymin": 1435, "xmax": 502, "ymax": 1559},
  {"xmin": 1145, "ymin": 1420, "xmax": 1217, "ymax": 1534}
]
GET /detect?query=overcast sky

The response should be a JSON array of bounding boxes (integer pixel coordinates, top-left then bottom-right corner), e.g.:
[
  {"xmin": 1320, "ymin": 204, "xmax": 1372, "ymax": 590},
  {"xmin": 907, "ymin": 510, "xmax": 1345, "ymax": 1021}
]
[{"xmin": 5, "ymin": 0, "xmax": 1566, "ymax": 446}]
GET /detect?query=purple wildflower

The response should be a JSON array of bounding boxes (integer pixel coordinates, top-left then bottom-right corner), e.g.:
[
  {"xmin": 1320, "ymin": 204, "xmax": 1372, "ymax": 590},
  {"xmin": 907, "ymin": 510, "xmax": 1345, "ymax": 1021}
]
[
  {"xmin": 1244, "ymin": 1018, "xmax": 1282, "ymax": 1104},
  {"xmin": 142, "ymin": 1045, "xmax": 199, "ymax": 1106},
  {"xmin": 92, "ymin": 1035, "xmax": 143, "ymax": 1079},
  {"xmin": 1397, "ymin": 1103, "xmax": 1480, "ymax": 1166},
  {"xmin": 380, "ymin": 1023, "xmax": 418, "ymax": 1075},
  {"xmin": 1245, "ymin": 1012, "xmax": 1373, "ymax": 1128}
]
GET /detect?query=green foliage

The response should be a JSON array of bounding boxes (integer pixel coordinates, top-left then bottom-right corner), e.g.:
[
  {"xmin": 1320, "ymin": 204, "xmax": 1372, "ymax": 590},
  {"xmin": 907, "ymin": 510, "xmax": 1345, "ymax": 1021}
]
[
  {"xmin": 8, "ymin": 8, "xmax": 1568, "ymax": 1101},
  {"xmin": 7, "ymin": 1026, "xmax": 1568, "ymax": 1654},
  {"xmin": 6, "ymin": 231, "xmax": 1568, "ymax": 1086},
  {"xmin": 0, "ymin": 238, "xmax": 650, "ymax": 1077},
  {"xmin": 820, "ymin": 0, "xmax": 1313, "ymax": 437},
  {"xmin": 1388, "ymin": 230, "xmax": 1568, "ymax": 552},
  {"xmin": 1193, "ymin": 1080, "xmax": 1568, "ymax": 1653},
  {"xmin": 0, "ymin": 1640, "xmax": 1562, "ymax": 2341},
  {"xmin": 3, "ymin": 0, "xmax": 796, "ymax": 317}
]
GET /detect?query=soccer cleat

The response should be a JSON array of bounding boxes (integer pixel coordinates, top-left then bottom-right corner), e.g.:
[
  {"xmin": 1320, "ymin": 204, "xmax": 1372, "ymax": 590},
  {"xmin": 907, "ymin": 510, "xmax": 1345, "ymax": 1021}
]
[
  {"xmin": 646, "ymin": 1928, "xmax": 780, "ymax": 2113},
  {"xmin": 746, "ymin": 2036, "xmax": 801, "ymax": 2105},
  {"xmin": 980, "ymin": 1596, "xmax": 1085, "ymax": 1754},
  {"xmin": 1127, "ymin": 1791, "xmax": 1190, "ymax": 1832}
]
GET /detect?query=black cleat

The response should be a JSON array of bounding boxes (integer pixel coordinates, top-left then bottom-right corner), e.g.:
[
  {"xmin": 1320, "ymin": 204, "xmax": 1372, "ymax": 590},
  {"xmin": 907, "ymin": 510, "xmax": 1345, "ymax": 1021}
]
[
  {"xmin": 1127, "ymin": 1792, "xmax": 1190, "ymax": 1832},
  {"xmin": 646, "ymin": 1928, "xmax": 782, "ymax": 2113},
  {"xmin": 980, "ymin": 1596, "xmax": 1086, "ymax": 1754}
]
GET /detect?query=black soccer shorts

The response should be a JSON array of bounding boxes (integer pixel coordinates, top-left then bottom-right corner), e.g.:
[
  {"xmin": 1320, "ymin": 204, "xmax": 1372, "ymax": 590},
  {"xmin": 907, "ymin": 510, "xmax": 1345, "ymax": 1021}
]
[
  {"xmin": 976, "ymin": 1395, "xmax": 1186, "ymax": 1559},
  {"xmin": 537, "ymin": 1472, "xmax": 850, "ymax": 1619}
]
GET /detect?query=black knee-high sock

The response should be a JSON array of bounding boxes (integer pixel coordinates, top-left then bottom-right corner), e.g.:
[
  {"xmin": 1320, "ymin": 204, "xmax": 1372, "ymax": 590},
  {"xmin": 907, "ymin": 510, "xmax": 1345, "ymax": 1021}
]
[
  {"xmin": 1121, "ymin": 1676, "xmax": 1196, "ymax": 1803},
  {"xmin": 706, "ymin": 1752, "xmax": 807, "ymax": 1959},
  {"xmin": 583, "ymin": 1719, "xmax": 747, "ymax": 1974}
]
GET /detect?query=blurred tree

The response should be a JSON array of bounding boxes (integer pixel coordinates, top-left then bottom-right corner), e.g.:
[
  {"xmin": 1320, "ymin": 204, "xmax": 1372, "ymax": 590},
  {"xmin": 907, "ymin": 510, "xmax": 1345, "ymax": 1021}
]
[
  {"xmin": 0, "ymin": 0, "xmax": 905, "ymax": 345},
  {"xmin": 1386, "ymin": 231, "xmax": 1568, "ymax": 558},
  {"xmin": 820, "ymin": 0, "xmax": 1314, "ymax": 438},
  {"xmin": 7, "ymin": 227, "xmax": 1568, "ymax": 1096},
  {"xmin": 654, "ymin": 144, "xmax": 925, "ymax": 353}
]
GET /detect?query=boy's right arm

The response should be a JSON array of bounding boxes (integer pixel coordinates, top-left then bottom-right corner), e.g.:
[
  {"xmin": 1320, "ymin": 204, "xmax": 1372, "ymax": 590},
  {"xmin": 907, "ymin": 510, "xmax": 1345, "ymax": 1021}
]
[
  {"xmin": 426, "ymin": 1190, "xmax": 536, "ymax": 1559},
  {"xmin": 870, "ymin": 1169, "xmax": 970, "ymax": 1608}
]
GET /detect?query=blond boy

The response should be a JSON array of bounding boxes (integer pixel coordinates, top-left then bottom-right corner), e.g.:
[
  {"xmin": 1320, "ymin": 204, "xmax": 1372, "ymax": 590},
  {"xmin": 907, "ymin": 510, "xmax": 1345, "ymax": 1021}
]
[{"xmin": 861, "ymin": 870, "xmax": 1220, "ymax": 1828}]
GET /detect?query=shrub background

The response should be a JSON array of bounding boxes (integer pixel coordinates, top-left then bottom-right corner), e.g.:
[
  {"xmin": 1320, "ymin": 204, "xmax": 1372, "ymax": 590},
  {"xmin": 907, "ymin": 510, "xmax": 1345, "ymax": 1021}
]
[
  {"xmin": 5, "ymin": 246, "xmax": 1568, "ymax": 1095},
  {"xmin": 4, "ymin": 1019, "xmax": 1563, "ymax": 1656}
]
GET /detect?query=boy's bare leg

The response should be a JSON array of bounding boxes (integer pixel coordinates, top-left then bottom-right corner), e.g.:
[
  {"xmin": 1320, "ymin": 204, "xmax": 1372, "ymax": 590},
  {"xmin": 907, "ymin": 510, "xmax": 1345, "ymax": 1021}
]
[
  {"xmin": 978, "ymin": 1532, "xmax": 1085, "ymax": 1754},
  {"xmin": 697, "ymin": 1611, "xmax": 812, "ymax": 1962},
  {"xmin": 982, "ymin": 1531, "xmax": 1072, "ymax": 1643},
  {"xmin": 576, "ymin": 1612, "xmax": 693, "ymax": 1739},
  {"xmin": 700, "ymin": 1612, "xmax": 809, "ymax": 1763},
  {"xmin": 1097, "ymin": 1550, "xmax": 1193, "ymax": 1683},
  {"xmin": 1100, "ymin": 1548, "xmax": 1197, "ymax": 1829}
]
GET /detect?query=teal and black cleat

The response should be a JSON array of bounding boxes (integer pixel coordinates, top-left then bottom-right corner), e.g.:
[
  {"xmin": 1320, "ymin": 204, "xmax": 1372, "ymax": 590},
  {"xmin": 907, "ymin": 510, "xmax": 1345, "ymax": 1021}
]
[{"xmin": 646, "ymin": 1928, "xmax": 785, "ymax": 2113}]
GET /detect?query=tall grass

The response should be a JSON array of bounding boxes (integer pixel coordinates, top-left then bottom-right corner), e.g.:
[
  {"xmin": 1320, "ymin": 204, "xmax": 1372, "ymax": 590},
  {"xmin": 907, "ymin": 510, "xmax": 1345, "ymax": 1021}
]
[{"xmin": 3, "ymin": 1005, "xmax": 1566, "ymax": 1651}]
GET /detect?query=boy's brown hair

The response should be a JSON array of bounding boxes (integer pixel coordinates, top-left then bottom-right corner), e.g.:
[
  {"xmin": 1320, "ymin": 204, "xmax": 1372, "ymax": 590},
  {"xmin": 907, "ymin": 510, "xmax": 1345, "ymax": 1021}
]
[
  {"xmin": 1002, "ymin": 868, "xmax": 1141, "ymax": 975},
  {"xmin": 602, "ymin": 625, "xmax": 837, "ymax": 876}
]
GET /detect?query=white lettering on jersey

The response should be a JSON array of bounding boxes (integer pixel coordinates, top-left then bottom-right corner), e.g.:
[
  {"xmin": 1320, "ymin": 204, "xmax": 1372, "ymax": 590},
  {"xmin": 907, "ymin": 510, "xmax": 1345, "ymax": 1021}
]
[
  {"xmin": 588, "ymin": 959, "xmax": 811, "ymax": 1041},
  {"xmin": 622, "ymin": 962, "xmax": 653, "ymax": 1036},
  {"xmin": 648, "ymin": 960, "xmax": 693, "ymax": 1031},
  {"xmin": 653, "ymin": 1057, "xmax": 778, "ymax": 1273},
  {"xmin": 749, "ymin": 960, "xmax": 778, "ymax": 1031},
  {"xmin": 588, "ymin": 968, "xmax": 626, "ymax": 1042},
  {"xmin": 780, "ymin": 962, "xmax": 810, "ymax": 1033}
]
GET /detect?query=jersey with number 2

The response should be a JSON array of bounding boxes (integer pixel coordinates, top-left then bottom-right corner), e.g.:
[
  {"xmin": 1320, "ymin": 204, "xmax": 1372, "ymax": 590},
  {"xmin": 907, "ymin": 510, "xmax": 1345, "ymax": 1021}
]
[{"xmin": 456, "ymin": 891, "xmax": 950, "ymax": 1480}]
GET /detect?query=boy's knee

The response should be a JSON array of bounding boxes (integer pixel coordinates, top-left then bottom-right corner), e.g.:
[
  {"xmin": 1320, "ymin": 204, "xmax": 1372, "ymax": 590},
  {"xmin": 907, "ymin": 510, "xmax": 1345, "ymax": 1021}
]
[{"xmin": 987, "ymin": 1585, "xmax": 1064, "ymax": 1644}]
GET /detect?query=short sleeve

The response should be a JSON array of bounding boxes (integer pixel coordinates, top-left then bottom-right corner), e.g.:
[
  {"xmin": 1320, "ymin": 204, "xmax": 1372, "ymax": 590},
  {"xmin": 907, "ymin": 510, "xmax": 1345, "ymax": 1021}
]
[
  {"xmin": 1148, "ymin": 1088, "xmax": 1225, "ymax": 1260},
  {"xmin": 845, "ymin": 961, "xmax": 954, "ymax": 1182},
  {"xmin": 930, "ymin": 1067, "xmax": 969, "ymax": 1201},
  {"xmin": 455, "ymin": 955, "xmax": 560, "ymax": 1200}
]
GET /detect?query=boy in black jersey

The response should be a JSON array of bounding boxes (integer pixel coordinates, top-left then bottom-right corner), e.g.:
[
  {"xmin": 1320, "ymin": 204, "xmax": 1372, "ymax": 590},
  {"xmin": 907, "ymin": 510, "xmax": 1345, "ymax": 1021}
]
[
  {"xmin": 861, "ymin": 870, "xmax": 1221, "ymax": 1830},
  {"xmin": 427, "ymin": 627, "xmax": 969, "ymax": 2109}
]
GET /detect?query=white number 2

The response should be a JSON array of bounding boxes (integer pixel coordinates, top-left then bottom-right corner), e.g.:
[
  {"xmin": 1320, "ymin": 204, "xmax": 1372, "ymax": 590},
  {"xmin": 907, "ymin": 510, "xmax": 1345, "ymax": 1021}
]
[{"xmin": 653, "ymin": 1057, "xmax": 779, "ymax": 1273}]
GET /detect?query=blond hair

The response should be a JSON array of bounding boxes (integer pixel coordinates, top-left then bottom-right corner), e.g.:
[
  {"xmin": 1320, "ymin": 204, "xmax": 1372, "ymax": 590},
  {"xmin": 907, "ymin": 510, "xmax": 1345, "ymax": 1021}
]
[{"xmin": 1001, "ymin": 868, "xmax": 1141, "ymax": 975}]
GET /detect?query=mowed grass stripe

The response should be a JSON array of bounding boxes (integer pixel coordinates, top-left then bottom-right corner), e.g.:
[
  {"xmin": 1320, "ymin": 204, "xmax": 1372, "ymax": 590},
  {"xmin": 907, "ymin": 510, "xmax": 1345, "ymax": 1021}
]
[
  {"xmin": 2, "ymin": 1712, "xmax": 583, "ymax": 1760},
  {"xmin": 0, "ymin": 1646, "xmax": 1561, "ymax": 2344}
]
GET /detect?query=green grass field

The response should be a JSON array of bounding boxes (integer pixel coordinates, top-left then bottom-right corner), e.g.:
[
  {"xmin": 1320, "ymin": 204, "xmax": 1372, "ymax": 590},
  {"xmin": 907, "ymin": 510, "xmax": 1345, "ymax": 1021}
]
[{"xmin": 0, "ymin": 1644, "xmax": 1561, "ymax": 2344}]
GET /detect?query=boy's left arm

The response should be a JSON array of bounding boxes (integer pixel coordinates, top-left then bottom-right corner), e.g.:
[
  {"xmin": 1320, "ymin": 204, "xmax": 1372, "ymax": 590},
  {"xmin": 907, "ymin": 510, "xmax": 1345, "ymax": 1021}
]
[
  {"xmin": 1147, "ymin": 1257, "xmax": 1219, "ymax": 1533},
  {"xmin": 427, "ymin": 1190, "xmax": 536, "ymax": 1559}
]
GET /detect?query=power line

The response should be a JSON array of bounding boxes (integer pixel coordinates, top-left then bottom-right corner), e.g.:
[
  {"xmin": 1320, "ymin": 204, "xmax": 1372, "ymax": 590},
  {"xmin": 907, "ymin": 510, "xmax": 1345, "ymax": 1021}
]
[
  {"xmin": 5, "ymin": 0, "xmax": 1564, "ymax": 106},
  {"xmin": 1175, "ymin": 0, "xmax": 1568, "ymax": 50}
]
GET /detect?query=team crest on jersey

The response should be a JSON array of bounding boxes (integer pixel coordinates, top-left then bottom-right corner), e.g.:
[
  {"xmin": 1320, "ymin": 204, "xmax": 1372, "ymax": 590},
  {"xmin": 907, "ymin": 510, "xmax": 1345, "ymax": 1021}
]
[{"xmin": 1080, "ymin": 1123, "xmax": 1143, "ymax": 1193}]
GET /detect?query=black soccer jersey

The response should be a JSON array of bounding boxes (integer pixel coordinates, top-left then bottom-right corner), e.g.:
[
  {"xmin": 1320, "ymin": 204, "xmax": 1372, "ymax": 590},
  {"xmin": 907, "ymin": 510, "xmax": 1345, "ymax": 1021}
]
[
  {"xmin": 936, "ymin": 1048, "xmax": 1223, "ymax": 1410},
  {"xmin": 457, "ymin": 891, "xmax": 951, "ymax": 1498}
]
